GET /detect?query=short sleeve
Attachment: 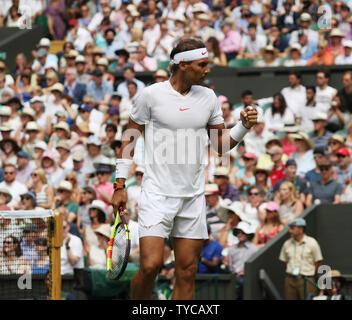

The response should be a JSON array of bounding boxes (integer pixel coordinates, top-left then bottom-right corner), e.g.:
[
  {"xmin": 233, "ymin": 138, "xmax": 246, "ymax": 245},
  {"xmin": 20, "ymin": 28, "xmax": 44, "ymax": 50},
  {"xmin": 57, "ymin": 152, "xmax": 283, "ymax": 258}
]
[
  {"xmin": 335, "ymin": 182, "xmax": 343, "ymax": 195},
  {"xmin": 215, "ymin": 243, "xmax": 223, "ymax": 259},
  {"xmin": 279, "ymin": 241, "xmax": 288, "ymax": 263},
  {"xmin": 311, "ymin": 239, "xmax": 323, "ymax": 262},
  {"xmin": 208, "ymin": 92, "xmax": 224, "ymax": 126},
  {"xmin": 130, "ymin": 88, "xmax": 151, "ymax": 125}
]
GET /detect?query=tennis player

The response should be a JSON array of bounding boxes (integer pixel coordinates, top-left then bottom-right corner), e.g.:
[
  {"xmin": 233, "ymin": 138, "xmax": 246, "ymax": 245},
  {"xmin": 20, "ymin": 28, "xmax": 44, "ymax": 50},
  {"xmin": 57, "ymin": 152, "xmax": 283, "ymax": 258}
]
[{"xmin": 112, "ymin": 38, "xmax": 258, "ymax": 300}]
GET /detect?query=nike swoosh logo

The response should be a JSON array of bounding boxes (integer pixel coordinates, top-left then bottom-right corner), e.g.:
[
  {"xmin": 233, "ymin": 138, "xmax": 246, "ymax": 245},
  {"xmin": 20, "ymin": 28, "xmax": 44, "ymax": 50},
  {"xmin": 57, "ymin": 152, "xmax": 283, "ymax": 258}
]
[
  {"xmin": 201, "ymin": 52, "xmax": 207, "ymax": 55},
  {"xmin": 179, "ymin": 108, "xmax": 191, "ymax": 111}
]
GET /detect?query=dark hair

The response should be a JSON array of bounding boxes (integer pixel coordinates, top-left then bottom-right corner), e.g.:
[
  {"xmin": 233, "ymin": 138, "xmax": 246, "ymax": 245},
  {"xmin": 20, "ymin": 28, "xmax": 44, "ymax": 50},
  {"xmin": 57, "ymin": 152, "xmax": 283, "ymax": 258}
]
[
  {"xmin": 248, "ymin": 23, "xmax": 257, "ymax": 30},
  {"xmin": 4, "ymin": 236, "xmax": 22, "ymax": 257},
  {"xmin": 106, "ymin": 123, "xmax": 117, "ymax": 133},
  {"xmin": 206, "ymin": 36, "xmax": 221, "ymax": 58},
  {"xmin": 241, "ymin": 89, "xmax": 253, "ymax": 98},
  {"xmin": 126, "ymin": 80, "xmax": 137, "ymax": 88},
  {"xmin": 170, "ymin": 38, "xmax": 205, "ymax": 74},
  {"xmin": 272, "ymin": 92, "xmax": 288, "ymax": 117},
  {"xmin": 306, "ymin": 85, "xmax": 316, "ymax": 93},
  {"xmin": 317, "ymin": 69, "xmax": 330, "ymax": 79},
  {"xmin": 247, "ymin": 185, "xmax": 265, "ymax": 197},
  {"xmin": 123, "ymin": 66, "xmax": 135, "ymax": 73},
  {"xmin": 289, "ymin": 71, "xmax": 301, "ymax": 80},
  {"xmin": 89, "ymin": 208, "xmax": 106, "ymax": 223},
  {"xmin": 104, "ymin": 28, "xmax": 116, "ymax": 37},
  {"xmin": 35, "ymin": 237, "xmax": 47, "ymax": 246}
]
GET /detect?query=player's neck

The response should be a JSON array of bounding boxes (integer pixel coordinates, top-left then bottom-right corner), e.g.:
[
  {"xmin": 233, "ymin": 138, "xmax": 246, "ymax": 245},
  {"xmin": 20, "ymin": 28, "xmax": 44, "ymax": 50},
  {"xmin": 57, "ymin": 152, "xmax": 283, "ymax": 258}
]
[{"xmin": 169, "ymin": 74, "xmax": 192, "ymax": 96}]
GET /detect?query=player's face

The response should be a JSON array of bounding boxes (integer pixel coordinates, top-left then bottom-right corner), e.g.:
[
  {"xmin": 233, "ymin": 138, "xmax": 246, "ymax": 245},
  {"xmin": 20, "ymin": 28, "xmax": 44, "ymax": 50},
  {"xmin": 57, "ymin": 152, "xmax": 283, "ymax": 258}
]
[{"xmin": 186, "ymin": 58, "xmax": 210, "ymax": 85}]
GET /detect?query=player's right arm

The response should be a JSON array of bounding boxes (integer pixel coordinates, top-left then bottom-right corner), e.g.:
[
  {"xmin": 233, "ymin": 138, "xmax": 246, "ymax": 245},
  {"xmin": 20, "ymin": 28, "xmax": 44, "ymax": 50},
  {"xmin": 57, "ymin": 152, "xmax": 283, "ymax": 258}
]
[{"xmin": 111, "ymin": 118, "xmax": 144, "ymax": 213}]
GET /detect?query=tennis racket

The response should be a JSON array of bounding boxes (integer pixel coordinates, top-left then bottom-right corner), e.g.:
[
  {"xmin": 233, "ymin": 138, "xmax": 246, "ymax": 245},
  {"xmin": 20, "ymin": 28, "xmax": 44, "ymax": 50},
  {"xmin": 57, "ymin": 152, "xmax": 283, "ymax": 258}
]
[{"xmin": 107, "ymin": 207, "xmax": 131, "ymax": 280}]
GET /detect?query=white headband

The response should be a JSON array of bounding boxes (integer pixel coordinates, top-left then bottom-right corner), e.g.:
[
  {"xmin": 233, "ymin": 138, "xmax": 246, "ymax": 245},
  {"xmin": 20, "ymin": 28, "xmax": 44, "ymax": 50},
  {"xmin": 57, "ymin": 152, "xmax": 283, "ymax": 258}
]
[{"xmin": 171, "ymin": 48, "xmax": 208, "ymax": 64}]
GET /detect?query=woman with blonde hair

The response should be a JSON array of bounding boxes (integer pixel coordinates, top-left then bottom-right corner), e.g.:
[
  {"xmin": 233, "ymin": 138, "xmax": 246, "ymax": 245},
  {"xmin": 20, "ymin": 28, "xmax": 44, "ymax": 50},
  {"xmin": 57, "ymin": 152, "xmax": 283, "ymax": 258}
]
[
  {"xmin": 277, "ymin": 181, "xmax": 304, "ymax": 225},
  {"xmin": 65, "ymin": 172, "xmax": 81, "ymax": 204},
  {"xmin": 253, "ymin": 201, "xmax": 284, "ymax": 249},
  {"xmin": 27, "ymin": 168, "xmax": 55, "ymax": 210}
]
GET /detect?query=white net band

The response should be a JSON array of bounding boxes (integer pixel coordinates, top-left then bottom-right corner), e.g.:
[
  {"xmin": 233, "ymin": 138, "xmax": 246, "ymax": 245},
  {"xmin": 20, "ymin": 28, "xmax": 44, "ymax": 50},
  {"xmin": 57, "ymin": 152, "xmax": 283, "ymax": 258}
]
[{"xmin": 0, "ymin": 210, "xmax": 54, "ymax": 219}]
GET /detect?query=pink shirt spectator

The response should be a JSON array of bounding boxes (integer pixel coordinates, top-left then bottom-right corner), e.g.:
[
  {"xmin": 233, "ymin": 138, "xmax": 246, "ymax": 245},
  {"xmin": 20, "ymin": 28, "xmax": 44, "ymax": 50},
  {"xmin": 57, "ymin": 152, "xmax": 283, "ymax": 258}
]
[
  {"xmin": 92, "ymin": 182, "xmax": 114, "ymax": 210},
  {"xmin": 220, "ymin": 30, "xmax": 242, "ymax": 54},
  {"xmin": 134, "ymin": 56, "xmax": 158, "ymax": 72}
]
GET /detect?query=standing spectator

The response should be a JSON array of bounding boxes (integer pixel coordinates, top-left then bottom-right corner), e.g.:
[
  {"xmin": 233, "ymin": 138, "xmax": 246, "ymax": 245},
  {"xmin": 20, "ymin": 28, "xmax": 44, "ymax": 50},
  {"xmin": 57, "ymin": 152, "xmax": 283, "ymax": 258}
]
[
  {"xmin": 337, "ymin": 71, "xmax": 352, "ymax": 114},
  {"xmin": 290, "ymin": 132, "xmax": 315, "ymax": 177},
  {"xmin": 213, "ymin": 166, "xmax": 240, "ymax": 202},
  {"xmin": 277, "ymin": 181, "xmax": 304, "ymax": 225},
  {"xmin": 227, "ymin": 221, "xmax": 258, "ymax": 300},
  {"xmin": 45, "ymin": 0, "xmax": 66, "ymax": 40},
  {"xmin": 219, "ymin": 20, "xmax": 241, "ymax": 61},
  {"xmin": 253, "ymin": 201, "xmax": 284, "ymax": 248},
  {"xmin": 306, "ymin": 159, "xmax": 343, "ymax": 206},
  {"xmin": 197, "ymin": 224, "xmax": 223, "ymax": 274},
  {"xmin": 264, "ymin": 93, "xmax": 294, "ymax": 133},
  {"xmin": 281, "ymin": 71, "xmax": 306, "ymax": 115},
  {"xmin": 61, "ymin": 220, "xmax": 84, "ymax": 275},
  {"xmin": 315, "ymin": 70, "xmax": 337, "ymax": 114},
  {"xmin": 279, "ymin": 218, "xmax": 323, "ymax": 300}
]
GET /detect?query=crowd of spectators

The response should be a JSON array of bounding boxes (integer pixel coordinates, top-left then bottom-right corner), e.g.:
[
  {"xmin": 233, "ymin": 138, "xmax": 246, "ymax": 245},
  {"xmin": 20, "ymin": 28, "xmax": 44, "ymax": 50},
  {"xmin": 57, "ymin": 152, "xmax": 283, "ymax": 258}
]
[{"xmin": 0, "ymin": 0, "xmax": 351, "ymax": 300}]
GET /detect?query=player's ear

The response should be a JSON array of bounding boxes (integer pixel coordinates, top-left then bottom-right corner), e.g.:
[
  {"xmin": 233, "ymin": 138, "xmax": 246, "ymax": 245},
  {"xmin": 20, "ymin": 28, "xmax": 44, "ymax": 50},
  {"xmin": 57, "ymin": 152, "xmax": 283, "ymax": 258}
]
[{"xmin": 178, "ymin": 61, "xmax": 188, "ymax": 71}]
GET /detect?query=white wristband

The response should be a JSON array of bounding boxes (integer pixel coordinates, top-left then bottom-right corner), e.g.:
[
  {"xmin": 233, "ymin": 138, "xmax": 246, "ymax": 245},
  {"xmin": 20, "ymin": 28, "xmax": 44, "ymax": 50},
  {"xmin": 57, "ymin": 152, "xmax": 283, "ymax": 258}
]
[
  {"xmin": 115, "ymin": 158, "xmax": 133, "ymax": 179},
  {"xmin": 230, "ymin": 121, "xmax": 250, "ymax": 143}
]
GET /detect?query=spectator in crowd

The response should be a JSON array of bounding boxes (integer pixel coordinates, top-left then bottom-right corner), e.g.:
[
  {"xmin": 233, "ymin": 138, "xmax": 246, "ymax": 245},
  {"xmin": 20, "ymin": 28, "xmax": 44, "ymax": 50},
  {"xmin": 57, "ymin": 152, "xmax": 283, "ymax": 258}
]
[
  {"xmin": 234, "ymin": 152, "xmax": 257, "ymax": 198},
  {"xmin": 206, "ymin": 36, "xmax": 227, "ymax": 67},
  {"xmin": 326, "ymin": 28, "xmax": 345, "ymax": 60},
  {"xmin": 27, "ymin": 167, "xmax": 55, "ymax": 210},
  {"xmin": 273, "ymin": 159, "xmax": 309, "ymax": 205},
  {"xmin": 0, "ymin": 138, "xmax": 20, "ymax": 166},
  {"xmin": 255, "ymin": 45, "xmax": 280, "ymax": 67},
  {"xmin": 337, "ymin": 71, "xmax": 352, "ymax": 114},
  {"xmin": 281, "ymin": 71, "xmax": 306, "ymax": 115},
  {"xmin": 334, "ymin": 147, "xmax": 352, "ymax": 187},
  {"xmin": 289, "ymin": 13, "xmax": 319, "ymax": 46},
  {"xmin": 267, "ymin": 145, "xmax": 286, "ymax": 188},
  {"xmin": 41, "ymin": 150, "xmax": 65, "ymax": 188},
  {"xmin": 283, "ymin": 43, "xmax": 307, "ymax": 67},
  {"xmin": 197, "ymin": 224, "xmax": 223, "ymax": 274},
  {"xmin": 63, "ymin": 68, "xmax": 87, "ymax": 106},
  {"xmin": 87, "ymin": 223, "xmax": 111, "ymax": 269},
  {"xmin": 0, "ymin": 188, "xmax": 12, "ymax": 210},
  {"xmin": 277, "ymin": 181, "xmax": 304, "ymax": 225},
  {"xmin": 30, "ymin": 238, "xmax": 50, "ymax": 275},
  {"xmin": 312, "ymin": 269, "xmax": 347, "ymax": 300},
  {"xmin": 289, "ymin": 131, "xmax": 315, "ymax": 176},
  {"xmin": 305, "ymin": 146, "xmax": 328, "ymax": 185},
  {"xmin": 315, "ymin": 69, "xmax": 337, "ymax": 114},
  {"xmin": 306, "ymin": 159, "xmax": 343, "ymax": 206},
  {"xmin": 1, "ymin": 235, "xmax": 26, "ymax": 275},
  {"xmin": 328, "ymin": 134, "xmax": 346, "ymax": 165},
  {"xmin": 55, "ymin": 180, "xmax": 79, "ymax": 224},
  {"xmin": 213, "ymin": 166, "xmax": 240, "ymax": 202},
  {"xmin": 16, "ymin": 151, "xmax": 33, "ymax": 184},
  {"xmin": 87, "ymin": 68, "xmax": 113, "ymax": 110},
  {"xmin": 253, "ymin": 201, "xmax": 284, "ymax": 248},
  {"xmin": 61, "ymin": 219, "xmax": 84, "ymax": 275},
  {"xmin": 279, "ymin": 218, "xmax": 323, "ymax": 300},
  {"xmin": 335, "ymin": 40, "xmax": 352, "ymax": 65},
  {"xmin": 237, "ymin": 23, "xmax": 267, "ymax": 61},
  {"xmin": 254, "ymin": 165, "xmax": 271, "ymax": 194},
  {"xmin": 277, "ymin": 1, "xmax": 300, "ymax": 35},
  {"xmin": 307, "ymin": 39, "xmax": 334, "ymax": 66},
  {"xmin": 242, "ymin": 185, "xmax": 267, "ymax": 228},
  {"xmin": 227, "ymin": 221, "xmax": 258, "ymax": 300},
  {"xmin": 220, "ymin": 19, "xmax": 241, "ymax": 61},
  {"xmin": 116, "ymin": 66, "xmax": 146, "ymax": 99}
]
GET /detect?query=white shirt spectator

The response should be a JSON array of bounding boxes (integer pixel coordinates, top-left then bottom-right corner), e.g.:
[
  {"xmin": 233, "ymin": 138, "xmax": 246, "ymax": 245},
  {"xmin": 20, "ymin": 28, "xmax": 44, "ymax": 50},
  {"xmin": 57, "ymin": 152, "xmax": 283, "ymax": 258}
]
[
  {"xmin": 0, "ymin": 180, "xmax": 28, "ymax": 208},
  {"xmin": 315, "ymin": 86, "xmax": 337, "ymax": 114},
  {"xmin": 240, "ymin": 34, "xmax": 267, "ymax": 54},
  {"xmin": 335, "ymin": 54, "xmax": 352, "ymax": 65},
  {"xmin": 290, "ymin": 29, "xmax": 319, "ymax": 46},
  {"xmin": 66, "ymin": 27, "xmax": 93, "ymax": 52},
  {"xmin": 143, "ymin": 24, "xmax": 161, "ymax": 48},
  {"xmin": 263, "ymin": 107, "xmax": 295, "ymax": 132},
  {"xmin": 19, "ymin": 0, "xmax": 44, "ymax": 16},
  {"xmin": 128, "ymin": 219, "xmax": 139, "ymax": 251},
  {"xmin": 61, "ymin": 233, "xmax": 84, "ymax": 275},
  {"xmin": 296, "ymin": 104, "xmax": 326, "ymax": 133},
  {"xmin": 244, "ymin": 128, "xmax": 272, "ymax": 158},
  {"xmin": 148, "ymin": 34, "xmax": 176, "ymax": 62},
  {"xmin": 281, "ymin": 85, "xmax": 306, "ymax": 115},
  {"xmin": 283, "ymin": 59, "xmax": 307, "ymax": 67},
  {"xmin": 161, "ymin": 4, "xmax": 185, "ymax": 30}
]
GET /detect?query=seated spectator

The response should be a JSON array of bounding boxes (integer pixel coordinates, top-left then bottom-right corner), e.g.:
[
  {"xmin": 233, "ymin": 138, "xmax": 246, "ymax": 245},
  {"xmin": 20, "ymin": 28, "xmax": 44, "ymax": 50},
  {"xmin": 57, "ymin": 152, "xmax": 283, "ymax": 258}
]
[
  {"xmin": 116, "ymin": 66, "xmax": 146, "ymax": 99},
  {"xmin": 277, "ymin": 1, "xmax": 299, "ymax": 35},
  {"xmin": 18, "ymin": 191, "xmax": 40, "ymax": 211},
  {"xmin": 234, "ymin": 152, "xmax": 257, "ymax": 198},
  {"xmin": 226, "ymin": 221, "xmax": 258, "ymax": 300},
  {"xmin": 264, "ymin": 92, "xmax": 295, "ymax": 133},
  {"xmin": 305, "ymin": 146, "xmax": 329, "ymax": 185},
  {"xmin": 283, "ymin": 44, "xmax": 307, "ymax": 67},
  {"xmin": 65, "ymin": 172, "xmax": 80, "ymax": 204},
  {"xmin": 307, "ymin": 40, "xmax": 334, "ymax": 66},
  {"xmin": 254, "ymin": 166, "xmax": 271, "ymax": 194},
  {"xmin": 309, "ymin": 113, "xmax": 333, "ymax": 150},
  {"xmin": 20, "ymin": 223, "xmax": 39, "ymax": 264},
  {"xmin": 0, "ymin": 235, "xmax": 26, "ymax": 275},
  {"xmin": 56, "ymin": 140, "xmax": 73, "ymax": 171},
  {"xmin": 87, "ymin": 68, "xmax": 113, "ymax": 110},
  {"xmin": 61, "ymin": 220, "xmax": 84, "ymax": 275},
  {"xmin": 0, "ymin": 138, "xmax": 20, "ymax": 166},
  {"xmin": 335, "ymin": 40, "xmax": 352, "ymax": 65},
  {"xmin": 77, "ymin": 187, "xmax": 96, "ymax": 236},
  {"xmin": 237, "ymin": 23, "xmax": 267, "ymax": 61},
  {"xmin": 213, "ymin": 166, "xmax": 240, "ymax": 202},
  {"xmin": 55, "ymin": 180, "xmax": 79, "ymax": 224},
  {"xmin": 0, "ymin": 163, "xmax": 28, "ymax": 208},
  {"xmin": 274, "ymin": 159, "xmax": 309, "ymax": 205},
  {"xmin": 312, "ymin": 269, "xmax": 346, "ymax": 300},
  {"xmin": 326, "ymin": 28, "xmax": 345, "ymax": 60},
  {"xmin": 120, "ymin": 80, "xmax": 139, "ymax": 114},
  {"xmin": 87, "ymin": 223, "xmax": 111, "ymax": 269},
  {"xmin": 253, "ymin": 201, "xmax": 284, "ymax": 248},
  {"xmin": 30, "ymin": 238, "xmax": 49, "ymax": 275},
  {"xmin": 206, "ymin": 36, "xmax": 227, "ymax": 67},
  {"xmin": 63, "ymin": 68, "xmax": 87, "ymax": 106},
  {"xmin": 41, "ymin": 150, "xmax": 65, "ymax": 189},
  {"xmin": 0, "ymin": 188, "xmax": 12, "ymax": 210},
  {"xmin": 126, "ymin": 166, "xmax": 144, "ymax": 221},
  {"xmin": 281, "ymin": 122, "xmax": 298, "ymax": 157},
  {"xmin": 306, "ymin": 159, "xmax": 343, "ymax": 206},
  {"xmin": 82, "ymin": 135, "xmax": 105, "ymax": 176},
  {"xmin": 27, "ymin": 168, "xmax": 55, "ymax": 210},
  {"xmin": 289, "ymin": 131, "xmax": 315, "ymax": 177},
  {"xmin": 16, "ymin": 151, "xmax": 33, "ymax": 184},
  {"xmin": 334, "ymin": 147, "xmax": 352, "ymax": 187},
  {"xmin": 197, "ymin": 224, "xmax": 223, "ymax": 274},
  {"xmin": 277, "ymin": 181, "xmax": 304, "ymax": 225},
  {"xmin": 221, "ymin": 100, "xmax": 236, "ymax": 129},
  {"xmin": 289, "ymin": 13, "xmax": 319, "ymax": 46},
  {"xmin": 267, "ymin": 146, "xmax": 286, "ymax": 188},
  {"xmin": 267, "ymin": 24, "xmax": 289, "ymax": 56},
  {"xmin": 219, "ymin": 19, "xmax": 241, "ymax": 61},
  {"xmin": 328, "ymin": 134, "xmax": 346, "ymax": 166},
  {"xmin": 132, "ymin": 43, "xmax": 158, "ymax": 72},
  {"xmin": 242, "ymin": 185, "xmax": 267, "ymax": 228},
  {"xmin": 255, "ymin": 45, "xmax": 281, "ymax": 67}
]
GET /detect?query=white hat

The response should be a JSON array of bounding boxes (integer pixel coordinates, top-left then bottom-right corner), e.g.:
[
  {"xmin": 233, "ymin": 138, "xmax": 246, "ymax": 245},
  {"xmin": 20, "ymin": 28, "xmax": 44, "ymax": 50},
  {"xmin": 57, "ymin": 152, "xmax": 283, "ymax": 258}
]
[
  {"xmin": 204, "ymin": 183, "xmax": 219, "ymax": 196},
  {"xmin": 22, "ymin": 107, "xmax": 36, "ymax": 118},
  {"xmin": 343, "ymin": 40, "xmax": 352, "ymax": 48},
  {"xmin": 56, "ymin": 139, "xmax": 71, "ymax": 151},
  {"xmin": 65, "ymin": 49, "xmax": 79, "ymax": 58},
  {"xmin": 329, "ymin": 28, "xmax": 344, "ymax": 38},
  {"xmin": 34, "ymin": 140, "xmax": 47, "ymax": 151},
  {"xmin": 0, "ymin": 123, "xmax": 13, "ymax": 132},
  {"xmin": 94, "ymin": 223, "xmax": 111, "ymax": 239},
  {"xmin": 0, "ymin": 106, "xmax": 12, "ymax": 116},
  {"xmin": 290, "ymin": 43, "xmax": 302, "ymax": 52},
  {"xmin": 87, "ymin": 135, "xmax": 102, "ymax": 146},
  {"xmin": 299, "ymin": 12, "xmax": 312, "ymax": 22},
  {"xmin": 88, "ymin": 200, "xmax": 108, "ymax": 216},
  {"xmin": 135, "ymin": 166, "xmax": 145, "ymax": 174},
  {"xmin": 217, "ymin": 199, "xmax": 247, "ymax": 223},
  {"xmin": 311, "ymin": 111, "xmax": 328, "ymax": 121},
  {"xmin": 72, "ymin": 151, "xmax": 84, "ymax": 162},
  {"xmin": 233, "ymin": 221, "xmax": 256, "ymax": 235},
  {"xmin": 54, "ymin": 121, "xmax": 70, "ymax": 133},
  {"xmin": 44, "ymin": 60, "xmax": 58, "ymax": 71},
  {"xmin": 213, "ymin": 166, "xmax": 229, "ymax": 177},
  {"xmin": 38, "ymin": 38, "xmax": 51, "ymax": 47},
  {"xmin": 192, "ymin": 3, "xmax": 205, "ymax": 13},
  {"xmin": 75, "ymin": 55, "xmax": 86, "ymax": 63},
  {"xmin": 97, "ymin": 57, "xmax": 108, "ymax": 67},
  {"xmin": 57, "ymin": 180, "xmax": 73, "ymax": 192},
  {"xmin": 197, "ymin": 13, "xmax": 211, "ymax": 21},
  {"xmin": 30, "ymin": 96, "xmax": 44, "ymax": 104},
  {"xmin": 93, "ymin": 156, "xmax": 114, "ymax": 170},
  {"xmin": 25, "ymin": 121, "xmax": 39, "ymax": 132},
  {"xmin": 50, "ymin": 83, "xmax": 64, "ymax": 93}
]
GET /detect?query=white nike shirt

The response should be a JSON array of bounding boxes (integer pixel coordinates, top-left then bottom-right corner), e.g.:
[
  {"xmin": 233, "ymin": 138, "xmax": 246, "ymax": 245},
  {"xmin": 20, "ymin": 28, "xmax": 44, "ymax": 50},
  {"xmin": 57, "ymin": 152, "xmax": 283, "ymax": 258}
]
[{"xmin": 130, "ymin": 80, "xmax": 224, "ymax": 197}]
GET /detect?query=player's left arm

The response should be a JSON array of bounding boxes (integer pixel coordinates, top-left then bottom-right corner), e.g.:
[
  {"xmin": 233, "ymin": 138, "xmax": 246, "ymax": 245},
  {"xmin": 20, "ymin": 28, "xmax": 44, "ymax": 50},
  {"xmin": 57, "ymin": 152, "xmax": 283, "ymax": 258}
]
[{"xmin": 207, "ymin": 106, "xmax": 258, "ymax": 155}]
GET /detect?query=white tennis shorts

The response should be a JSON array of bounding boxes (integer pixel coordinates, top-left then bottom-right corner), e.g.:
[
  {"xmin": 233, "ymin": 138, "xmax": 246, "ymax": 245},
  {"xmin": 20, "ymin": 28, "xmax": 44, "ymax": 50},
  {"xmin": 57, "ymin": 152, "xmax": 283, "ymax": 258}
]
[{"xmin": 138, "ymin": 189, "xmax": 208, "ymax": 240}]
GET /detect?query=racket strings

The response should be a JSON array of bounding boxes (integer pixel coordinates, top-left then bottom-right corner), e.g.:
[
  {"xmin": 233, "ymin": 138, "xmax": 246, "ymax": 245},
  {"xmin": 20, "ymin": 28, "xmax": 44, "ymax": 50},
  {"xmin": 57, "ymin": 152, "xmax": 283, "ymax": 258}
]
[{"xmin": 110, "ymin": 225, "xmax": 128, "ymax": 278}]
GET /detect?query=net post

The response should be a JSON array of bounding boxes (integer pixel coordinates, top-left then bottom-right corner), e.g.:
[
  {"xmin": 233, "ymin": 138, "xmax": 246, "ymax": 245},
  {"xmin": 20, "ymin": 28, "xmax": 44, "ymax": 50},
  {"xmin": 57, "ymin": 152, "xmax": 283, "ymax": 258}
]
[{"xmin": 49, "ymin": 210, "xmax": 63, "ymax": 300}]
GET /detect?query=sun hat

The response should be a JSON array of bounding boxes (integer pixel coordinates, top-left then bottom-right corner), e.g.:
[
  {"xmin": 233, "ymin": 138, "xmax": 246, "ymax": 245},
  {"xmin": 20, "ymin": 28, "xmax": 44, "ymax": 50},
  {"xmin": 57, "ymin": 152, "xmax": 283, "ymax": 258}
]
[
  {"xmin": 49, "ymin": 83, "xmax": 64, "ymax": 93},
  {"xmin": 25, "ymin": 121, "xmax": 39, "ymax": 132},
  {"xmin": 213, "ymin": 166, "xmax": 229, "ymax": 177},
  {"xmin": 94, "ymin": 223, "xmax": 111, "ymax": 239},
  {"xmin": 267, "ymin": 145, "xmax": 283, "ymax": 155},
  {"xmin": 56, "ymin": 140, "xmax": 71, "ymax": 151},
  {"xmin": 233, "ymin": 221, "xmax": 255, "ymax": 238},
  {"xmin": 34, "ymin": 140, "xmax": 47, "ymax": 151},
  {"xmin": 21, "ymin": 107, "xmax": 36, "ymax": 118},
  {"xmin": 328, "ymin": 134, "xmax": 345, "ymax": 145},
  {"xmin": 288, "ymin": 218, "xmax": 306, "ymax": 228},
  {"xmin": 72, "ymin": 151, "xmax": 84, "ymax": 162},
  {"xmin": 87, "ymin": 135, "xmax": 102, "ymax": 146},
  {"xmin": 0, "ymin": 106, "xmax": 12, "ymax": 116},
  {"xmin": 57, "ymin": 180, "xmax": 73, "ymax": 192},
  {"xmin": 243, "ymin": 152, "xmax": 257, "ymax": 161},
  {"xmin": 217, "ymin": 199, "xmax": 248, "ymax": 223},
  {"xmin": 88, "ymin": 199, "xmax": 108, "ymax": 217},
  {"xmin": 311, "ymin": 111, "xmax": 328, "ymax": 121},
  {"xmin": 289, "ymin": 131, "xmax": 314, "ymax": 149},
  {"xmin": 42, "ymin": 150, "xmax": 55, "ymax": 160},
  {"xmin": 0, "ymin": 188, "xmax": 12, "ymax": 204},
  {"xmin": 204, "ymin": 183, "xmax": 219, "ymax": 196},
  {"xmin": 265, "ymin": 134, "xmax": 283, "ymax": 147}
]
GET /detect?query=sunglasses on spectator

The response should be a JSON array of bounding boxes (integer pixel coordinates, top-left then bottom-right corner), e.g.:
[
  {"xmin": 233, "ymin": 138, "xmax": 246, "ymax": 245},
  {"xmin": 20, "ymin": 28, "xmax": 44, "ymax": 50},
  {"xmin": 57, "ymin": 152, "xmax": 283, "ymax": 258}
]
[
  {"xmin": 31, "ymin": 173, "xmax": 38, "ymax": 177},
  {"xmin": 4, "ymin": 240, "xmax": 13, "ymax": 244},
  {"xmin": 97, "ymin": 172, "xmax": 108, "ymax": 176},
  {"xmin": 337, "ymin": 154, "xmax": 347, "ymax": 158},
  {"xmin": 329, "ymin": 141, "xmax": 339, "ymax": 145},
  {"xmin": 314, "ymin": 154, "xmax": 324, "ymax": 158},
  {"xmin": 136, "ymin": 172, "xmax": 143, "ymax": 176},
  {"xmin": 319, "ymin": 166, "xmax": 331, "ymax": 171},
  {"xmin": 255, "ymin": 171, "xmax": 267, "ymax": 175},
  {"xmin": 4, "ymin": 171, "xmax": 15, "ymax": 175},
  {"xmin": 249, "ymin": 192, "xmax": 259, "ymax": 196},
  {"xmin": 243, "ymin": 157, "xmax": 252, "ymax": 161},
  {"xmin": 57, "ymin": 189, "xmax": 65, "ymax": 193},
  {"xmin": 22, "ymin": 196, "xmax": 32, "ymax": 201}
]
